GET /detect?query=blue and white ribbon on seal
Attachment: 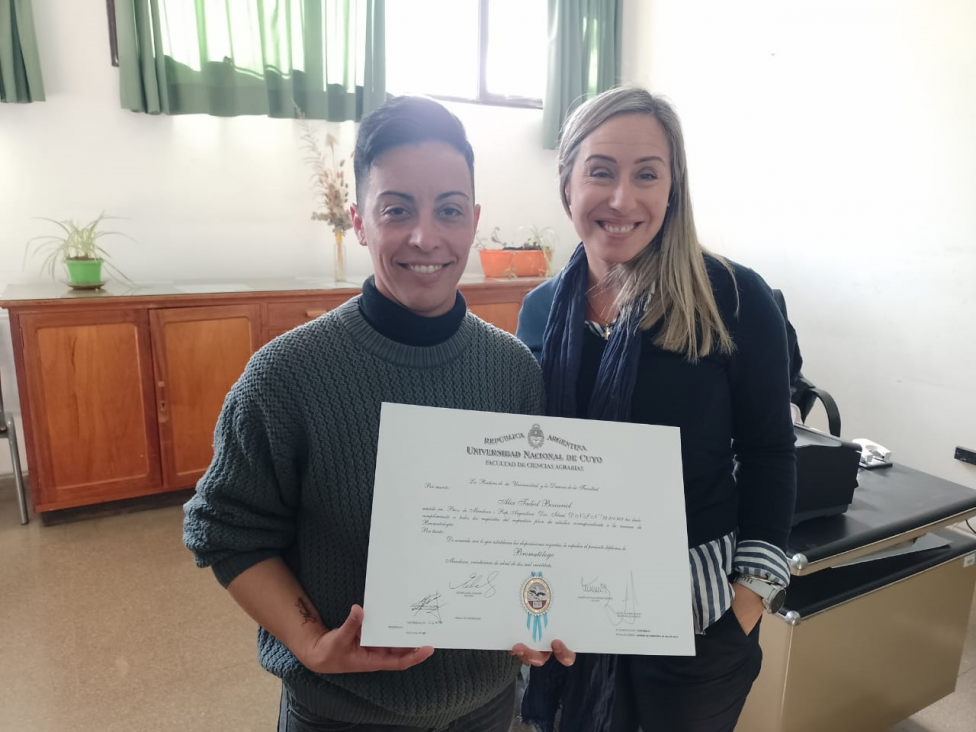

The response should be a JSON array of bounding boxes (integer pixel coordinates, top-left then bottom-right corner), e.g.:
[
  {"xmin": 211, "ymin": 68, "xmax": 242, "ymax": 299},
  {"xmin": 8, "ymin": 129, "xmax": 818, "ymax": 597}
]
[{"xmin": 523, "ymin": 571, "xmax": 551, "ymax": 642}]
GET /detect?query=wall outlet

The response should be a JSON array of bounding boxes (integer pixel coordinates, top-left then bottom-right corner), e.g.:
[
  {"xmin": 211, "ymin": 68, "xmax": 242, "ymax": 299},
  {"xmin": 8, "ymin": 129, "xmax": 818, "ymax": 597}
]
[
  {"xmin": 965, "ymin": 553, "xmax": 975, "ymax": 569},
  {"xmin": 955, "ymin": 446, "xmax": 976, "ymax": 466}
]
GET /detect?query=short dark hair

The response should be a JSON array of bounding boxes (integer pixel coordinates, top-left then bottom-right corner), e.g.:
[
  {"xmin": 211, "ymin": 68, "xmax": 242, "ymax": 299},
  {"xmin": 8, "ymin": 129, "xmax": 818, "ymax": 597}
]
[{"xmin": 354, "ymin": 96, "xmax": 475, "ymax": 200}]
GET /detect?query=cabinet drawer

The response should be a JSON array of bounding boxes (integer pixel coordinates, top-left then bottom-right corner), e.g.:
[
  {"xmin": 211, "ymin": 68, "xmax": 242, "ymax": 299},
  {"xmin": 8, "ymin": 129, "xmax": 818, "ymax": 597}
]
[{"xmin": 266, "ymin": 297, "xmax": 351, "ymax": 330}]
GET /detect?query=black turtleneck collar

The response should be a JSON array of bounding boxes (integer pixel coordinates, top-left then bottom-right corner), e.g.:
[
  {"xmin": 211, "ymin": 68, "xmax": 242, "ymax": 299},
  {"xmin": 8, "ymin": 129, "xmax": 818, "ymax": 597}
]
[{"xmin": 358, "ymin": 276, "xmax": 467, "ymax": 347}]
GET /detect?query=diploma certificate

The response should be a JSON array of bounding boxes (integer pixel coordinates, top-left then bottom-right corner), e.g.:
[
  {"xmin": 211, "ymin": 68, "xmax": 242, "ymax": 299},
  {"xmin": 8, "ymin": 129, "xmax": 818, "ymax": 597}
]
[{"xmin": 361, "ymin": 403, "xmax": 694, "ymax": 655}]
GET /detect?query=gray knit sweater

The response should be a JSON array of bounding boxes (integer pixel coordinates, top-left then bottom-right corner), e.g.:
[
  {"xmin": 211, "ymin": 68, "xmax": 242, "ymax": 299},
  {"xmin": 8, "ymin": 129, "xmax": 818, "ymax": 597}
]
[{"xmin": 183, "ymin": 297, "xmax": 544, "ymax": 726}]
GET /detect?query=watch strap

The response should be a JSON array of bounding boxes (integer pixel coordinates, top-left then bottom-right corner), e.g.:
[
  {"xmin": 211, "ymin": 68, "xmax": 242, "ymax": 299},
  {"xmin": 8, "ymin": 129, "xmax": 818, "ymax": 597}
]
[{"xmin": 734, "ymin": 574, "xmax": 785, "ymax": 613}]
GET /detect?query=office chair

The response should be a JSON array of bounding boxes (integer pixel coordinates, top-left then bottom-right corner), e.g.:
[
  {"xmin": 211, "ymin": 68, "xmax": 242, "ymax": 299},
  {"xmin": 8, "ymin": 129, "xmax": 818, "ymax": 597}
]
[
  {"xmin": 771, "ymin": 289, "xmax": 842, "ymax": 438},
  {"xmin": 0, "ymin": 374, "xmax": 29, "ymax": 524}
]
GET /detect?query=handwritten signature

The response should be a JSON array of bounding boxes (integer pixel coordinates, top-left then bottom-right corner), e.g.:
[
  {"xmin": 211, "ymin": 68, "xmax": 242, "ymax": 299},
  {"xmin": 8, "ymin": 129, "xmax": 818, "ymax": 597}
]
[
  {"xmin": 580, "ymin": 576, "xmax": 612, "ymax": 598},
  {"xmin": 605, "ymin": 571, "xmax": 640, "ymax": 627},
  {"xmin": 449, "ymin": 571, "xmax": 499, "ymax": 598},
  {"xmin": 410, "ymin": 592, "xmax": 446, "ymax": 623}
]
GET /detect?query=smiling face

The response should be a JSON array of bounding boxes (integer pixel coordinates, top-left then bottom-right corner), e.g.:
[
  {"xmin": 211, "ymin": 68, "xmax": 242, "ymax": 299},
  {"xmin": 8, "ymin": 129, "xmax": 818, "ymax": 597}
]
[
  {"xmin": 564, "ymin": 113, "xmax": 673, "ymax": 280},
  {"xmin": 351, "ymin": 142, "xmax": 480, "ymax": 317}
]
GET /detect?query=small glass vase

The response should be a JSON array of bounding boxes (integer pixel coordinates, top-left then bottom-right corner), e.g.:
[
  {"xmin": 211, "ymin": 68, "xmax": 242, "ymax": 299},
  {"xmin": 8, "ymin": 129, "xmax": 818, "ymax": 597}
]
[{"xmin": 334, "ymin": 230, "xmax": 346, "ymax": 283}]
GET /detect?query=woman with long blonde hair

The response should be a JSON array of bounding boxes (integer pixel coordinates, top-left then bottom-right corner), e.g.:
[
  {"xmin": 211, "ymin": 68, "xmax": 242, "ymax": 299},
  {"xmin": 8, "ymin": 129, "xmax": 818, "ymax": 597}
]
[{"xmin": 517, "ymin": 87, "xmax": 796, "ymax": 732}]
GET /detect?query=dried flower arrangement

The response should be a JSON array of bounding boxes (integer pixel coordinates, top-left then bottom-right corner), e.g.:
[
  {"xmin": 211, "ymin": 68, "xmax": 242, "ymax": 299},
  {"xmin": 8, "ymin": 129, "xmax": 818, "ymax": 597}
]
[
  {"xmin": 296, "ymin": 106, "xmax": 354, "ymax": 280},
  {"xmin": 298, "ymin": 115, "xmax": 353, "ymax": 234}
]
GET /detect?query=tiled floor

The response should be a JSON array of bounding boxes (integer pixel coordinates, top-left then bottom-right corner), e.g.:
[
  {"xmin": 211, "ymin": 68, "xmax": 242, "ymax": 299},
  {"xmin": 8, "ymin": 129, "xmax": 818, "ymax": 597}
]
[
  {"xmin": 0, "ymin": 486, "xmax": 280, "ymax": 731},
  {"xmin": 1, "ymin": 482, "xmax": 974, "ymax": 732}
]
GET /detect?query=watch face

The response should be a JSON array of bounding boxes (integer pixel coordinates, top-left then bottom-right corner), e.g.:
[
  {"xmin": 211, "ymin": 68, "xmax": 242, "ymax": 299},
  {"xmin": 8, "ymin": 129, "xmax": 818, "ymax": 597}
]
[{"xmin": 768, "ymin": 588, "xmax": 787, "ymax": 614}]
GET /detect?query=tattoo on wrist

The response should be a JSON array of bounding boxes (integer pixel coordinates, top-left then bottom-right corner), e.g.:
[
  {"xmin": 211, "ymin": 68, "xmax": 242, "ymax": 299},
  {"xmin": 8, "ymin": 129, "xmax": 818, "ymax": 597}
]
[{"xmin": 296, "ymin": 598, "xmax": 317, "ymax": 625}]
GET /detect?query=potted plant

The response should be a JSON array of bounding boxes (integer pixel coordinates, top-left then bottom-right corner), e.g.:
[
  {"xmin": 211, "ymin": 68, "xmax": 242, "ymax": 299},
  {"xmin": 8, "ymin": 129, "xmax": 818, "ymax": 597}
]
[
  {"xmin": 475, "ymin": 226, "xmax": 556, "ymax": 278},
  {"xmin": 25, "ymin": 213, "xmax": 132, "ymax": 288}
]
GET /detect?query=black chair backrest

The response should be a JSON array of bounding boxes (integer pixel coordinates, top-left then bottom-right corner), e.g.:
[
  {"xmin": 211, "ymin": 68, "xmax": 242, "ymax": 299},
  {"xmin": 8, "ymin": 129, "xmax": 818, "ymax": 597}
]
[{"xmin": 770, "ymin": 289, "xmax": 842, "ymax": 437}]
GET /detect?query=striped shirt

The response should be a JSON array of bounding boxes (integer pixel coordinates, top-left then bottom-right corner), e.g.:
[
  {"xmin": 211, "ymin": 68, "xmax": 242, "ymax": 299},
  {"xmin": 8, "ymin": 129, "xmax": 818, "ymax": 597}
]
[{"xmin": 690, "ymin": 534, "xmax": 791, "ymax": 633}]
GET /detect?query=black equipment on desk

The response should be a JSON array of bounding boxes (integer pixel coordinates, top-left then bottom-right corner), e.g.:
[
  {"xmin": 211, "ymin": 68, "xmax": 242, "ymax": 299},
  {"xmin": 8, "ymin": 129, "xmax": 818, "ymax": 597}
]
[{"xmin": 792, "ymin": 424, "xmax": 863, "ymax": 525}]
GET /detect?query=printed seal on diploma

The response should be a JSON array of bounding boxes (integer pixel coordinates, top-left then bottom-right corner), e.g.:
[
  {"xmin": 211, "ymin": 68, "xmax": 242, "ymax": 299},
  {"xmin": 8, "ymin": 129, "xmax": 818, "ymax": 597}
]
[{"xmin": 522, "ymin": 571, "xmax": 551, "ymax": 641}]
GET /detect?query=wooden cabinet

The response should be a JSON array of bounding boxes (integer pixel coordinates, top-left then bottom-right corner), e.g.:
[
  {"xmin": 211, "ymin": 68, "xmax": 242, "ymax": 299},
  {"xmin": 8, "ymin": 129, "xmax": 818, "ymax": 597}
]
[
  {"xmin": 151, "ymin": 305, "xmax": 262, "ymax": 489},
  {"xmin": 463, "ymin": 278, "xmax": 535, "ymax": 335},
  {"xmin": 467, "ymin": 303, "xmax": 522, "ymax": 333},
  {"xmin": 264, "ymin": 295, "xmax": 350, "ymax": 340},
  {"xmin": 1, "ymin": 277, "xmax": 542, "ymax": 513}
]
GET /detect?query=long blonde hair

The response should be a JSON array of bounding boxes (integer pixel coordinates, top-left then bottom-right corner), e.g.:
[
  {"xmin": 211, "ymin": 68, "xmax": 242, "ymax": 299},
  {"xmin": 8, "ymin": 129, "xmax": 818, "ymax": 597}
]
[{"xmin": 558, "ymin": 87, "xmax": 736, "ymax": 361}]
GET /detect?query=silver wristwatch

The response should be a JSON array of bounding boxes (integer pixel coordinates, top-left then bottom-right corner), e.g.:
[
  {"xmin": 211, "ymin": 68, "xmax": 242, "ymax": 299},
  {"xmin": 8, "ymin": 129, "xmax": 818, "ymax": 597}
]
[{"xmin": 734, "ymin": 575, "xmax": 787, "ymax": 614}]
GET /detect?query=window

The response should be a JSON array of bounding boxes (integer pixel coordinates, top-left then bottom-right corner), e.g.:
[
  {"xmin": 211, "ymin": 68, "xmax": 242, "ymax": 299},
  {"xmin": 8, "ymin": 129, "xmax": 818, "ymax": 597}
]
[
  {"xmin": 386, "ymin": 0, "xmax": 547, "ymax": 108},
  {"xmin": 109, "ymin": 1, "xmax": 371, "ymax": 88}
]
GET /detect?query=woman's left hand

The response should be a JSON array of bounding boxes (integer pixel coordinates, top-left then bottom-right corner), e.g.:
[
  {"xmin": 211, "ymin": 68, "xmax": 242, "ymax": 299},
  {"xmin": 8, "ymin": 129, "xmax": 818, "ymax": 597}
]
[
  {"xmin": 730, "ymin": 583, "xmax": 764, "ymax": 635},
  {"xmin": 511, "ymin": 639, "xmax": 576, "ymax": 667}
]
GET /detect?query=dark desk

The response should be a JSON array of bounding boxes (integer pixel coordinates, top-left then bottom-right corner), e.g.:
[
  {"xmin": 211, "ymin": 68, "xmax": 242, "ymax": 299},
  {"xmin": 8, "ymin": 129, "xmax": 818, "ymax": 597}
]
[
  {"xmin": 739, "ymin": 465, "xmax": 976, "ymax": 732},
  {"xmin": 787, "ymin": 464, "xmax": 976, "ymax": 573}
]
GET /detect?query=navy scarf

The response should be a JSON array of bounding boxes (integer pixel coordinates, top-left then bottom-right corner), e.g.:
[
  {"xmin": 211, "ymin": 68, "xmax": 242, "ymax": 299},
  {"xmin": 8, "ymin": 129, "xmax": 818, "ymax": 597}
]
[
  {"xmin": 521, "ymin": 243, "xmax": 646, "ymax": 732},
  {"xmin": 542, "ymin": 243, "xmax": 645, "ymax": 421}
]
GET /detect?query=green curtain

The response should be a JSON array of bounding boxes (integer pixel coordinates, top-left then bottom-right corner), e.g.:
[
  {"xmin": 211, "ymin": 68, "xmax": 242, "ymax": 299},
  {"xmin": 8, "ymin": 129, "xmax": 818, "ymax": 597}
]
[
  {"xmin": 543, "ymin": 0, "xmax": 621, "ymax": 149},
  {"xmin": 0, "ymin": 0, "xmax": 45, "ymax": 103},
  {"xmin": 116, "ymin": 0, "xmax": 385, "ymax": 120}
]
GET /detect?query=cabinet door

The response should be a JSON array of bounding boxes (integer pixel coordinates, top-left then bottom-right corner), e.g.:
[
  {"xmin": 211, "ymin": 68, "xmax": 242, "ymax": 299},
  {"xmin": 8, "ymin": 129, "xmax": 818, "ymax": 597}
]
[
  {"xmin": 19, "ymin": 310, "xmax": 162, "ymax": 510},
  {"xmin": 461, "ymin": 279, "xmax": 542, "ymax": 334},
  {"xmin": 467, "ymin": 303, "xmax": 522, "ymax": 334},
  {"xmin": 150, "ymin": 305, "xmax": 262, "ymax": 488}
]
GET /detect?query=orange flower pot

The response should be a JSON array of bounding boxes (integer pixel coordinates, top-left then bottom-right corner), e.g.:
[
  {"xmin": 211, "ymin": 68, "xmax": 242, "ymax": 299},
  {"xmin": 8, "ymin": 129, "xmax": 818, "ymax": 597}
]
[{"xmin": 478, "ymin": 249, "xmax": 548, "ymax": 278}]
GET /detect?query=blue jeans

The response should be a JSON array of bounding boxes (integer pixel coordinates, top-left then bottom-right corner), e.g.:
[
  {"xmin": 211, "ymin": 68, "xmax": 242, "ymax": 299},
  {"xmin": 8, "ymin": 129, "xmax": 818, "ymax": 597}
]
[{"xmin": 277, "ymin": 683, "xmax": 516, "ymax": 732}]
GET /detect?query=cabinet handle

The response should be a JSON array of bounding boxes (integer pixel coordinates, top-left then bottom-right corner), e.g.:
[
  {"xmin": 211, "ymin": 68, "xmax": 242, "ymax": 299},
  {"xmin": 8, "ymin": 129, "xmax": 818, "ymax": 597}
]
[
  {"xmin": 157, "ymin": 380, "xmax": 169, "ymax": 423},
  {"xmin": 305, "ymin": 309, "xmax": 327, "ymax": 319}
]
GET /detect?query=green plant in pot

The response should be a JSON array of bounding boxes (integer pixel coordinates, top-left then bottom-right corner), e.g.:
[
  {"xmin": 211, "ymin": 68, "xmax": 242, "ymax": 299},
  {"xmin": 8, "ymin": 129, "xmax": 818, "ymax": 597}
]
[
  {"xmin": 474, "ymin": 225, "xmax": 556, "ymax": 279},
  {"xmin": 25, "ymin": 214, "xmax": 133, "ymax": 288},
  {"xmin": 519, "ymin": 225, "xmax": 558, "ymax": 278}
]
